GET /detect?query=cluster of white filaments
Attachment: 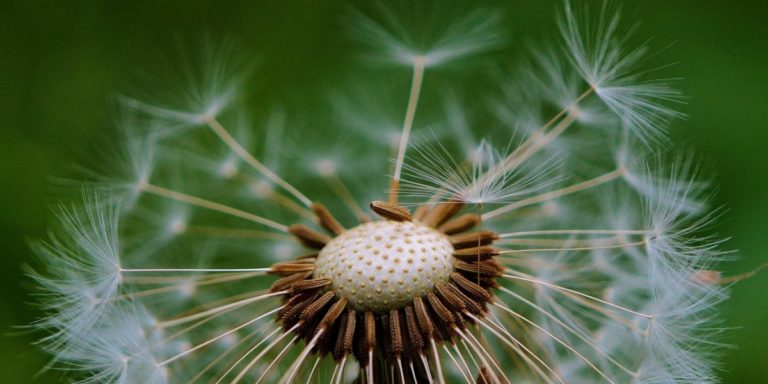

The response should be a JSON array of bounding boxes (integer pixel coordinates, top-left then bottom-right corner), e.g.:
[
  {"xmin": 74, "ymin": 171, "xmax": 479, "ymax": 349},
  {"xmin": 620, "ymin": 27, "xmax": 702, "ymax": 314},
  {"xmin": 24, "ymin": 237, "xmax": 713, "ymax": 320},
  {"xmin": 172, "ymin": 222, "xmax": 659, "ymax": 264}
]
[{"xmin": 32, "ymin": 2, "xmax": 729, "ymax": 384}]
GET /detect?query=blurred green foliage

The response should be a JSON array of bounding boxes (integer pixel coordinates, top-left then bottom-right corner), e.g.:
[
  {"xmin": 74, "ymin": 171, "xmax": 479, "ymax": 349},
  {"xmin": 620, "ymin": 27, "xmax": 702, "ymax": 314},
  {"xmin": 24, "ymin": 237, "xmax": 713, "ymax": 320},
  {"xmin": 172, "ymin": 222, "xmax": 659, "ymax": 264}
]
[{"xmin": 1, "ymin": 1, "xmax": 766, "ymax": 382}]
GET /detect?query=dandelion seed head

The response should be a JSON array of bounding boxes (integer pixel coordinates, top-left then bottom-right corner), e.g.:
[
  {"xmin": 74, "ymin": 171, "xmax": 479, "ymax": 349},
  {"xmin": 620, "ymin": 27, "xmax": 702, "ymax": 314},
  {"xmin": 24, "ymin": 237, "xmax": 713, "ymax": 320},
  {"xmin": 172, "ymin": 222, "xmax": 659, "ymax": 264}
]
[{"xmin": 31, "ymin": 2, "xmax": 732, "ymax": 383}]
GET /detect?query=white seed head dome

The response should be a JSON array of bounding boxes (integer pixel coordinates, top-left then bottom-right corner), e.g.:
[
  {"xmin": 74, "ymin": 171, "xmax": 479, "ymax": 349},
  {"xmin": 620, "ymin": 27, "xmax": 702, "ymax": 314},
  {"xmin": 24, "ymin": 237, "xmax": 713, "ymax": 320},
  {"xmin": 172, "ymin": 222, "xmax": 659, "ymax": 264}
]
[{"xmin": 314, "ymin": 220, "xmax": 454, "ymax": 312}]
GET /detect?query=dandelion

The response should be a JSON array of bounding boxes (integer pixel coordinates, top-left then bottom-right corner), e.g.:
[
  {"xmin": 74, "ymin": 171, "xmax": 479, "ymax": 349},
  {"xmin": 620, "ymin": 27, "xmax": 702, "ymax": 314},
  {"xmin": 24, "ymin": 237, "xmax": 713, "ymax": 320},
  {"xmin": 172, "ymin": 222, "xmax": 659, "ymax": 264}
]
[{"xmin": 32, "ymin": 1, "xmax": 730, "ymax": 383}]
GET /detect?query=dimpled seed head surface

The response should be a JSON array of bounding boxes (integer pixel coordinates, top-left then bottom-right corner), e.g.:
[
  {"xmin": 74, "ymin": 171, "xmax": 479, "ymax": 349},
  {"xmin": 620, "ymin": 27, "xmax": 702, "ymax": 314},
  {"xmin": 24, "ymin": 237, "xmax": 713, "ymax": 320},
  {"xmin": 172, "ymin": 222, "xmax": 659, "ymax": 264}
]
[{"xmin": 314, "ymin": 220, "xmax": 455, "ymax": 312}]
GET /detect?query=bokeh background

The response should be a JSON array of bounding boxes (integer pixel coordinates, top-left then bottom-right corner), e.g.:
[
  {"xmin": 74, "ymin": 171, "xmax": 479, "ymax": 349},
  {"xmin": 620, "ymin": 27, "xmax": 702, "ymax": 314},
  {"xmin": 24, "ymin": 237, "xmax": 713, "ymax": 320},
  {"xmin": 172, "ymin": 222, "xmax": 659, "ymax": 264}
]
[{"xmin": 1, "ymin": 1, "xmax": 766, "ymax": 382}]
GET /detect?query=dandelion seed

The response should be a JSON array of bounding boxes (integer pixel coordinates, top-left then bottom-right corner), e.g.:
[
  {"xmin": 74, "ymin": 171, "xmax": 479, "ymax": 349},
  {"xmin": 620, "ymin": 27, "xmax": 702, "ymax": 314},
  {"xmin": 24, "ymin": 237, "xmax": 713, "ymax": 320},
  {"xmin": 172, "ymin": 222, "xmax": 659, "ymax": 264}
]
[
  {"xmin": 33, "ymin": 2, "xmax": 731, "ymax": 384},
  {"xmin": 349, "ymin": 1, "xmax": 504, "ymax": 68},
  {"xmin": 559, "ymin": 1, "xmax": 684, "ymax": 143}
]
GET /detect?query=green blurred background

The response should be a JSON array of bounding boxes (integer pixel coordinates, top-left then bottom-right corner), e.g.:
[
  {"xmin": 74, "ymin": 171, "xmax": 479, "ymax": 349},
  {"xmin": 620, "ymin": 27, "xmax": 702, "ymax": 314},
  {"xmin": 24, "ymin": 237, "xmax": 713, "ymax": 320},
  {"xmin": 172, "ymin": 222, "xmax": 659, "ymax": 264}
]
[{"xmin": 1, "ymin": 1, "xmax": 766, "ymax": 382}]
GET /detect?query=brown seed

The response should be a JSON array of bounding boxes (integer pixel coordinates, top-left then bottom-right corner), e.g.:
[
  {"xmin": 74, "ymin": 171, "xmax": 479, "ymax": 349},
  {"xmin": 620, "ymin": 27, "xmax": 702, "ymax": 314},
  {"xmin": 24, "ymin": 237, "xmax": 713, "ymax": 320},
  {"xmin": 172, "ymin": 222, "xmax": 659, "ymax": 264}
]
[
  {"xmin": 353, "ymin": 312, "xmax": 374, "ymax": 367},
  {"xmin": 426, "ymin": 292, "xmax": 458, "ymax": 325},
  {"xmin": 300, "ymin": 298, "xmax": 336, "ymax": 338},
  {"xmin": 450, "ymin": 230, "xmax": 499, "ymax": 249},
  {"xmin": 451, "ymin": 272, "xmax": 493, "ymax": 301},
  {"xmin": 404, "ymin": 306, "xmax": 425, "ymax": 353},
  {"xmin": 270, "ymin": 271, "xmax": 312, "ymax": 292},
  {"xmin": 445, "ymin": 281, "xmax": 484, "ymax": 314},
  {"xmin": 370, "ymin": 200, "xmax": 412, "ymax": 222},
  {"xmin": 454, "ymin": 259, "xmax": 504, "ymax": 277},
  {"xmin": 300, "ymin": 291, "xmax": 335, "ymax": 323},
  {"xmin": 288, "ymin": 223, "xmax": 332, "ymax": 249},
  {"xmin": 319, "ymin": 298, "xmax": 348, "ymax": 330},
  {"xmin": 270, "ymin": 261, "xmax": 316, "ymax": 275},
  {"xmin": 281, "ymin": 292, "xmax": 320, "ymax": 326},
  {"xmin": 389, "ymin": 309, "xmax": 404, "ymax": 357},
  {"xmin": 452, "ymin": 246, "xmax": 500, "ymax": 261},
  {"xmin": 413, "ymin": 296, "xmax": 434, "ymax": 337},
  {"xmin": 435, "ymin": 282, "xmax": 466, "ymax": 312},
  {"xmin": 364, "ymin": 311, "xmax": 376, "ymax": 352},
  {"xmin": 291, "ymin": 278, "xmax": 332, "ymax": 292},
  {"xmin": 312, "ymin": 202, "xmax": 345, "ymax": 235},
  {"xmin": 334, "ymin": 309, "xmax": 356, "ymax": 360}
]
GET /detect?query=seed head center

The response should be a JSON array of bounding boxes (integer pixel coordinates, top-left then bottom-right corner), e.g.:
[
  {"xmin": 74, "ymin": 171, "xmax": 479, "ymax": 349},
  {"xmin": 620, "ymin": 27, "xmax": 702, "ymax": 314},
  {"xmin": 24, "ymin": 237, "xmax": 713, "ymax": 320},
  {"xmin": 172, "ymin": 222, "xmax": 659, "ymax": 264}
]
[{"xmin": 314, "ymin": 220, "xmax": 454, "ymax": 312}]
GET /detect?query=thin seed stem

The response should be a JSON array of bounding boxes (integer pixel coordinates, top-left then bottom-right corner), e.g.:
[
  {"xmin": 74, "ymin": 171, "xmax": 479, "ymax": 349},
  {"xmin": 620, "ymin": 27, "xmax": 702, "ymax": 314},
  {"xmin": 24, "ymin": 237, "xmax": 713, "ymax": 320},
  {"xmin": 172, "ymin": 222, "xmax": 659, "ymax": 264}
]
[
  {"xmin": 431, "ymin": 339, "xmax": 447, "ymax": 384},
  {"xmin": 473, "ymin": 88, "xmax": 594, "ymax": 190},
  {"xmin": 546, "ymin": 288, "xmax": 641, "ymax": 330},
  {"xmin": 189, "ymin": 323, "xmax": 271, "ymax": 382},
  {"xmin": 396, "ymin": 358, "xmax": 407, "ymax": 384},
  {"xmin": 420, "ymin": 354, "xmax": 435, "ymax": 384},
  {"xmin": 469, "ymin": 313, "xmax": 561, "ymax": 384},
  {"xmin": 163, "ymin": 295, "xmax": 254, "ymax": 343},
  {"xmin": 501, "ymin": 271, "xmax": 652, "ymax": 318},
  {"xmin": 499, "ymin": 229, "xmax": 652, "ymax": 238},
  {"xmin": 409, "ymin": 362, "xmax": 418, "ymax": 384},
  {"xmin": 492, "ymin": 301, "xmax": 617, "ymax": 384},
  {"xmin": 121, "ymin": 267, "xmax": 272, "ymax": 273},
  {"xmin": 483, "ymin": 167, "xmax": 626, "ymax": 220},
  {"xmin": 456, "ymin": 327, "xmax": 506, "ymax": 384},
  {"xmin": 538, "ymin": 87, "xmax": 594, "ymax": 131},
  {"xmin": 305, "ymin": 356, "xmax": 321, "ymax": 384},
  {"xmin": 252, "ymin": 334, "xmax": 299, "ymax": 384},
  {"xmin": 390, "ymin": 57, "xmax": 427, "ymax": 204},
  {"xmin": 159, "ymin": 306, "xmax": 282, "ymax": 366},
  {"xmin": 282, "ymin": 331, "xmax": 324, "ymax": 384},
  {"xmin": 159, "ymin": 290, "xmax": 286, "ymax": 328},
  {"xmin": 497, "ymin": 239, "xmax": 647, "ymax": 254},
  {"xmin": 141, "ymin": 183, "xmax": 288, "ymax": 232},
  {"xmin": 457, "ymin": 338, "xmax": 482, "ymax": 379},
  {"xmin": 214, "ymin": 325, "xmax": 287, "ymax": 384},
  {"xmin": 366, "ymin": 351, "xmax": 374, "ymax": 384},
  {"xmin": 204, "ymin": 116, "xmax": 312, "ymax": 207},
  {"xmin": 118, "ymin": 271, "xmax": 263, "ymax": 300},
  {"xmin": 442, "ymin": 344, "xmax": 472, "ymax": 384},
  {"xmin": 332, "ymin": 356, "xmax": 347, "ymax": 384},
  {"xmin": 499, "ymin": 287, "xmax": 638, "ymax": 377},
  {"xmin": 460, "ymin": 326, "xmax": 510, "ymax": 384},
  {"xmin": 497, "ymin": 237, "xmax": 621, "ymax": 247}
]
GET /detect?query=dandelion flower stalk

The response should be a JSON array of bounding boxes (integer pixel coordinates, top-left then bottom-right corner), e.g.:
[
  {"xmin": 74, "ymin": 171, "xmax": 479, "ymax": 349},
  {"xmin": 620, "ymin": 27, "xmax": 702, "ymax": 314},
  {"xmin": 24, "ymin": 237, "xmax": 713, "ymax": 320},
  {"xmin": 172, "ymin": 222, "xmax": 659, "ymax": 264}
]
[{"xmin": 32, "ymin": 1, "xmax": 731, "ymax": 383}]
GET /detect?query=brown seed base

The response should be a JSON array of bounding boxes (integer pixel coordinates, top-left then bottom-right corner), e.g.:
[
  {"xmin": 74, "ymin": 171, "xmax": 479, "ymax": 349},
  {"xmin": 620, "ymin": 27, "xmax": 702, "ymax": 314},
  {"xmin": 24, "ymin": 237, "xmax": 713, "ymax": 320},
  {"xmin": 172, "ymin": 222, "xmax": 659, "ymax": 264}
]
[{"xmin": 269, "ymin": 201, "xmax": 502, "ymax": 382}]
